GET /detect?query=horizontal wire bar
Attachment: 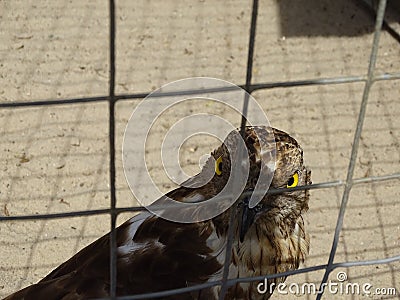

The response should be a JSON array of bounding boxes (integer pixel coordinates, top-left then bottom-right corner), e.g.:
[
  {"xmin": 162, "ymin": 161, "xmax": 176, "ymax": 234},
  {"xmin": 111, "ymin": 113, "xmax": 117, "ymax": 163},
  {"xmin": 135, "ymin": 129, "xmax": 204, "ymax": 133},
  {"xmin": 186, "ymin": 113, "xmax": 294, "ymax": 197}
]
[
  {"xmin": 228, "ymin": 255, "xmax": 400, "ymax": 286},
  {"xmin": 333, "ymin": 254, "xmax": 400, "ymax": 269},
  {"xmin": 0, "ymin": 207, "xmax": 143, "ymax": 221},
  {"xmin": 0, "ymin": 95, "xmax": 109, "ymax": 108},
  {"xmin": 1, "ymin": 72, "xmax": 399, "ymax": 109},
  {"xmin": 250, "ymin": 72, "xmax": 400, "ymax": 91},
  {"xmin": 1, "ymin": 172, "xmax": 398, "ymax": 221},
  {"xmin": 93, "ymin": 253, "xmax": 400, "ymax": 300},
  {"xmin": 96, "ymin": 265, "xmax": 329, "ymax": 300}
]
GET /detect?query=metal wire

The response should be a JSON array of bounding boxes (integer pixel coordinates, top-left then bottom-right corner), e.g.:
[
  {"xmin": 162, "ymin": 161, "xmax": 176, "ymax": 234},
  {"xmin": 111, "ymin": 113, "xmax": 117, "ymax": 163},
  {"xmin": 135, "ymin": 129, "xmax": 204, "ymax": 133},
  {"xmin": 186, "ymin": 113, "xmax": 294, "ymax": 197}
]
[
  {"xmin": 0, "ymin": 0, "xmax": 399, "ymax": 299},
  {"xmin": 219, "ymin": 0, "xmax": 259, "ymax": 298},
  {"xmin": 1, "ymin": 72, "xmax": 400, "ymax": 109},
  {"xmin": 93, "ymin": 254, "xmax": 400, "ymax": 300},
  {"xmin": 108, "ymin": 0, "xmax": 117, "ymax": 298},
  {"xmin": 357, "ymin": 0, "xmax": 400, "ymax": 44},
  {"xmin": 317, "ymin": 0, "xmax": 389, "ymax": 298},
  {"xmin": 1, "ymin": 172, "xmax": 399, "ymax": 222},
  {"xmin": 97, "ymin": 267, "xmax": 332, "ymax": 300}
]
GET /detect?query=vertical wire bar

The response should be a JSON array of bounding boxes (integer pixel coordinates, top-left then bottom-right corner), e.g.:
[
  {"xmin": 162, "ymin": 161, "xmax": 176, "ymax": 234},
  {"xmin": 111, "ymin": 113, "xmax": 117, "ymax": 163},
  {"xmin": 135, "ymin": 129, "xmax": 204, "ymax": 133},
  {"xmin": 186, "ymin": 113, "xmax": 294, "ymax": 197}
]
[
  {"xmin": 108, "ymin": 0, "xmax": 117, "ymax": 298},
  {"xmin": 316, "ymin": 0, "xmax": 387, "ymax": 298},
  {"xmin": 240, "ymin": 0, "xmax": 259, "ymax": 134},
  {"xmin": 218, "ymin": 0, "xmax": 259, "ymax": 299}
]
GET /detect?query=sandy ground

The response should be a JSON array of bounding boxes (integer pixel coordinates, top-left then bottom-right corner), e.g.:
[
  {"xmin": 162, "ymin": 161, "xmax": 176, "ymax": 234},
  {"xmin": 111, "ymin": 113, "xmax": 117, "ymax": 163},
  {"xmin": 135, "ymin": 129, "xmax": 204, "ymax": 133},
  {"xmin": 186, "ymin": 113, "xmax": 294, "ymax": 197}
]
[{"xmin": 0, "ymin": 0, "xmax": 399, "ymax": 299}]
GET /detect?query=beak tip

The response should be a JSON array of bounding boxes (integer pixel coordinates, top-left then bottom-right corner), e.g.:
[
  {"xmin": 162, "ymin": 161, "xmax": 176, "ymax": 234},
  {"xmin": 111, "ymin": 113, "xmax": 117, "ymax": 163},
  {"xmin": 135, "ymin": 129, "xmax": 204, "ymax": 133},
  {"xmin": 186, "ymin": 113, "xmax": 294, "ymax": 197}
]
[
  {"xmin": 239, "ymin": 231, "xmax": 245, "ymax": 243},
  {"xmin": 239, "ymin": 189, "xmax": 257, "ymax": 243},
  {"xmin": 239, "ymin": 206, "xmax": 254, "ymax": 243}
]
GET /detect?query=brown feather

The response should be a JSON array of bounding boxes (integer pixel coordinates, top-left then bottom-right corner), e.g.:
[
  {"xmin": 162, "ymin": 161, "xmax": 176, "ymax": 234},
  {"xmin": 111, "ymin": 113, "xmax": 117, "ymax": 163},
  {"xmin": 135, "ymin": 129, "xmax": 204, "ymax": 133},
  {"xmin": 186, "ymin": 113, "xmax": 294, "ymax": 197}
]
[{"xmin": 5, "ymin": 126, "xmax": 311, "ymax": 300}]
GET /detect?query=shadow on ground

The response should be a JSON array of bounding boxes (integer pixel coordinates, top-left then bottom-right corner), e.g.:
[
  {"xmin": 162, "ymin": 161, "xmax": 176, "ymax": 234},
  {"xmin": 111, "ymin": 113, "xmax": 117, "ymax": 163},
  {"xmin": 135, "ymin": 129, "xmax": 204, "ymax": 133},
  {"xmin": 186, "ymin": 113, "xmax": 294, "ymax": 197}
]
[{"xmin": 276, "ymin": 0, "xmax": 399, "ymax": 37}]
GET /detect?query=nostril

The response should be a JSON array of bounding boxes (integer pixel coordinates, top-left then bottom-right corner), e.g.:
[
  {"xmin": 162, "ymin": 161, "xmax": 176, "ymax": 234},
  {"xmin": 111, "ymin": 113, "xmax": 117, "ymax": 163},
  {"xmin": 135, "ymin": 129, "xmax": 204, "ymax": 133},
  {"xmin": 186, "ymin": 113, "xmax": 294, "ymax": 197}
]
[{"xmin": 255, "ymin": 204, "xmax": 263, "ymax": 212}]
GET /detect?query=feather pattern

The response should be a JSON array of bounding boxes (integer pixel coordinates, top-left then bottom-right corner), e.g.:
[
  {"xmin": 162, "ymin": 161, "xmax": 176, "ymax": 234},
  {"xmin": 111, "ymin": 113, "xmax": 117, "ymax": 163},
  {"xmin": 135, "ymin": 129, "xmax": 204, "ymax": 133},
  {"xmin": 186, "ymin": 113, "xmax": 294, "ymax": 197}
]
[{"xmin": 5, "ymin": 126, "xmax": 311, "ymax": 300}]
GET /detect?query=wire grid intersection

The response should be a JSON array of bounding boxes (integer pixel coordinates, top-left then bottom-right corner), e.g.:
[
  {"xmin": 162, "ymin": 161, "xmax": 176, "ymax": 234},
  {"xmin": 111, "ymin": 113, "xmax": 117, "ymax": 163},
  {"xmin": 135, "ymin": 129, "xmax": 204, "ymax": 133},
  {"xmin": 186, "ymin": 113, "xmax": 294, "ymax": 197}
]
[{"xmin": 0, "ymin": 0, "xmax": 399, "ymax": 299}]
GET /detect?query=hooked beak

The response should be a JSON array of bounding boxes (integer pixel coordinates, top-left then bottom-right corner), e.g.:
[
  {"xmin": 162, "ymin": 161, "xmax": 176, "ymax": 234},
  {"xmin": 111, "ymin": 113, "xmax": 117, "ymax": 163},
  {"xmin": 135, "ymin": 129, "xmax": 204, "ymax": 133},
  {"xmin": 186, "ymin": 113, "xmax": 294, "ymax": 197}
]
[{"xmin": 239, "ymin": 190, "xmax": 257, "ymax": 243}]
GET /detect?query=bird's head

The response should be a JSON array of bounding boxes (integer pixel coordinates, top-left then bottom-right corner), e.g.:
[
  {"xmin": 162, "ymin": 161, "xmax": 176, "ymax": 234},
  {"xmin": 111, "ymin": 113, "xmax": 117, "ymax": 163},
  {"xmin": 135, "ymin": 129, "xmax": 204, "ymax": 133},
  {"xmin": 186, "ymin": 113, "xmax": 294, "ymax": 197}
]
[
  {"xmin": 237, "ymin": 127, "xmax": 312, "ymax": 242},
  {"xmin": 189, "ymin": 126, "xmax": 275, "ymax": 200},
  {"xmin": 170, "ymin": 126, "xmax": 310, "ymax": 231}
]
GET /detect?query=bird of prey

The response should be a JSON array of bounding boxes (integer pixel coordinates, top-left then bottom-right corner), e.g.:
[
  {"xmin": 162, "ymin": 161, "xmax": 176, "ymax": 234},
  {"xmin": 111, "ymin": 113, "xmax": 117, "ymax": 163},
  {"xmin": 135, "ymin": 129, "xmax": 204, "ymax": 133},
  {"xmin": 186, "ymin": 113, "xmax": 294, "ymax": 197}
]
[{"xmin": 5, "ymin": 126, "xmax": 311, "ymax": 300}]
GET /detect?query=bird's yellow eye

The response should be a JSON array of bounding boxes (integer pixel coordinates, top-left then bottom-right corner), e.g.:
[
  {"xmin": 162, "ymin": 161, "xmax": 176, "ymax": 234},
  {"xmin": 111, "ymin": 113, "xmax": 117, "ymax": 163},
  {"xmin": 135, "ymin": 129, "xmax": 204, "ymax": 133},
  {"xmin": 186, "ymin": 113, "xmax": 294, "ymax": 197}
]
[
  {"xmin": 287, "ymin": 172, "xmax": 299, "ymax": 188},
  {"xmin": 215, "ymin": 156, "xmax": 223, "ymax": 176}
]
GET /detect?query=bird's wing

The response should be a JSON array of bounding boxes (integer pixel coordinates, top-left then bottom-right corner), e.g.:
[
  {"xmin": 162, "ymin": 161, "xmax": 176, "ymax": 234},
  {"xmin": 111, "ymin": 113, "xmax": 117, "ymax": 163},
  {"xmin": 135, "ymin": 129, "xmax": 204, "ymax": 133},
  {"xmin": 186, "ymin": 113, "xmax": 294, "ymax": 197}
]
[
  {"xmin": 4, "ymin": 212, "xmax": 148, "ymax": 300},
  {"xmin": 5, "ymin": 204, "xmax": 225, "ymax": 299}
]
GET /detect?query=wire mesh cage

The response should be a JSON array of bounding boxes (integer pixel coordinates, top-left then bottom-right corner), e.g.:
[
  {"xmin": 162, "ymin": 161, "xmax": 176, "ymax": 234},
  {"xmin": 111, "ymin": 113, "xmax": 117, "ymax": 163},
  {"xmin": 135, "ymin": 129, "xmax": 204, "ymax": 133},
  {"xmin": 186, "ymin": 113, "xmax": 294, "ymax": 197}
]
[{"xmin": 0, "ymin": 0, "xmax": 399, "ymax": 299}]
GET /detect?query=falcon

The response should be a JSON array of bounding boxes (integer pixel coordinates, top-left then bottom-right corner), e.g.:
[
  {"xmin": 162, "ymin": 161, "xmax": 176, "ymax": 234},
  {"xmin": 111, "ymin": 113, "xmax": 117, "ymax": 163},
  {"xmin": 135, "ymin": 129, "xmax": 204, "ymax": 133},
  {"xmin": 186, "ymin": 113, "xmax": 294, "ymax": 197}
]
[{"xmin": 5, "ymin": 126, "xmax": 311, "ymax": 300}]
